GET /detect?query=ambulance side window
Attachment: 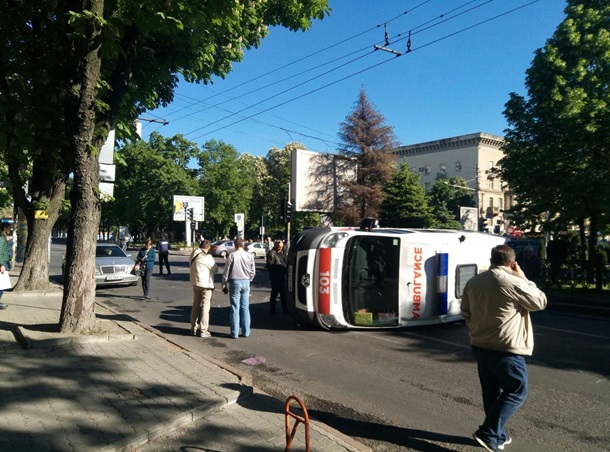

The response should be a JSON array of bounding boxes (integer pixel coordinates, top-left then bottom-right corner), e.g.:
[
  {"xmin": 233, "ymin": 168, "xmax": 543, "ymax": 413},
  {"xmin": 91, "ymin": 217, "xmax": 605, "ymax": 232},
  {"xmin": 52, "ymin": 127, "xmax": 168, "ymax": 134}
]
[{"xmin": 456, "ymin": 264, "xmax": 477, "ymax": 298}]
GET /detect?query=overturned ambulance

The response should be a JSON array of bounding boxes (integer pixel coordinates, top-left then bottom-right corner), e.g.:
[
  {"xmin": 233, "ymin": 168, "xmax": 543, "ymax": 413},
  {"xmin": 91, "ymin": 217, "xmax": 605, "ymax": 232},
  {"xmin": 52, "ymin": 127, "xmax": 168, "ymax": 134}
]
[{"xmin": 286, "ymin": 225, "xmax": 506, "ymax": 329}]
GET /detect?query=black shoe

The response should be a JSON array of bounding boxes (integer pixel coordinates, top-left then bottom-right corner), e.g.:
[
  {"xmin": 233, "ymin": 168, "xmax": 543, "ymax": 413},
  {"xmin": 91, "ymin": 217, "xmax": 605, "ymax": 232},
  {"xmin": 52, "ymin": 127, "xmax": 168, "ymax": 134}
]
[
  {"xmin": 0, "ymin": 302, "xmax": 7, "ymax": 310},
  {"xmin": 473, "ymin": 433, "xmax": 500, "ymax": 452}
]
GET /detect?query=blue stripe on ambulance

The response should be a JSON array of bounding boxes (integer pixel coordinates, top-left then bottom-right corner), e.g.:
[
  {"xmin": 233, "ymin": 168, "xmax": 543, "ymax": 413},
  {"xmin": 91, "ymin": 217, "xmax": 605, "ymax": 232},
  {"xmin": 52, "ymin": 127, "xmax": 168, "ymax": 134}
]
[{"xmin": 437, "ymin": 253, "xmax": 448, "ymax": 315}]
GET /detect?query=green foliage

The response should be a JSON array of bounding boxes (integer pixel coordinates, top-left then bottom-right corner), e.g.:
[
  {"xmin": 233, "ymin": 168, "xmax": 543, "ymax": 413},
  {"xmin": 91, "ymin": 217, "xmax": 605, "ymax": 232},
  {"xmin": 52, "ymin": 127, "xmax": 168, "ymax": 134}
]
[
  {"xmin": 501, "ymin": 0, "xmax": 610, "ymax": 235},
  {"xmin": 106, "ymin": 133, "xmax": 200, "ymax": 238},
  {"xmin": 379, "ymin": 164, "xmax": 434, "ymax": 228},
  {"xmin": 427, "ymin": 177, "xmax": 476, "ymax": 229},
  {"xmin": 501, "ymin": 0, "xmax": 610, "ymax": 286},
  {"xmin": 0, "ymin": 165, "xmax": 11, "ymax": 212},
  {"xmin": 197, "ymin": 140, "xmax": 255, "ymax": 239}
]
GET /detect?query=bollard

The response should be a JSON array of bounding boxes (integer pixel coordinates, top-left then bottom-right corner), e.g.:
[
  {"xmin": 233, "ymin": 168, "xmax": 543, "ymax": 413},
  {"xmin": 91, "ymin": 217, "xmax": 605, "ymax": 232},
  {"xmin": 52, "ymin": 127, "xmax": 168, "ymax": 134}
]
[{"xmin": 284, "ymin": 395, "xmax": 310, "ymax": 452}]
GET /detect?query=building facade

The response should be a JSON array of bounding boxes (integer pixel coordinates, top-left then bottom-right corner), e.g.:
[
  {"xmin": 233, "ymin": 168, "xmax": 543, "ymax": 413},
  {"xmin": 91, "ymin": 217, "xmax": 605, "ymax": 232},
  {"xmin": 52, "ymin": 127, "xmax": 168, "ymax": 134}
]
[{"xmin": 394, "ymin": 132, "xmax": 514, "ymax": 233}]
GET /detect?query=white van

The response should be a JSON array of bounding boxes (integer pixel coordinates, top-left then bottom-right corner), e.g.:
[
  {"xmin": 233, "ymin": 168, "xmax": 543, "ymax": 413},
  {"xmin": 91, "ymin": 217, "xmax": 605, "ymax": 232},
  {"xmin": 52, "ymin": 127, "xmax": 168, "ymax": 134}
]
[{"xmin": 286, "ymin": 226, "xmax": 505, "ymax": 329}]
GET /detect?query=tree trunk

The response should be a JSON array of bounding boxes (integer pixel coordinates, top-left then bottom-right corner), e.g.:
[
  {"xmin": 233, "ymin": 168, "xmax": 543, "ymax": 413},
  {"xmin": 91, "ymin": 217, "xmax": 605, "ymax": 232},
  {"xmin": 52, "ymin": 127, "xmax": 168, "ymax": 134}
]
[
  {"xmin": 59, "ymin": 0, "xmax": 105, "ymax": 334},
  {"xmin": 12, "ymin": 182, "xmax": 66, "ymax": 291},
  {"xmin": 588, "ymin": 215, "xmax": 600, "ymax": 289}
]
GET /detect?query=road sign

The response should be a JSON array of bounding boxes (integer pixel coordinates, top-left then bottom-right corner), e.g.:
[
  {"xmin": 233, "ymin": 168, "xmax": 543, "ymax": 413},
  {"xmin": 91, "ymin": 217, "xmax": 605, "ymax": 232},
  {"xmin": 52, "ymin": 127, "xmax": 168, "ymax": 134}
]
[{"xmin": 173, "ymin": 195, "xmax": 204, "ymax": 222}]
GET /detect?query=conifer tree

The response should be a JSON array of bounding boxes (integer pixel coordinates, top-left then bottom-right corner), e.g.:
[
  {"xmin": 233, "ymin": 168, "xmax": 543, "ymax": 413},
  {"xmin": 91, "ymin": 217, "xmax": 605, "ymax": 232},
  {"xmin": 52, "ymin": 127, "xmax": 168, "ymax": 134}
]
[
  {"xmin": 380, "ymin": 164, "xmax": 434, "ymax": 228},
  {"xmin": 335, "ymin": 89, "xmax": 398, "ymax": 224}
]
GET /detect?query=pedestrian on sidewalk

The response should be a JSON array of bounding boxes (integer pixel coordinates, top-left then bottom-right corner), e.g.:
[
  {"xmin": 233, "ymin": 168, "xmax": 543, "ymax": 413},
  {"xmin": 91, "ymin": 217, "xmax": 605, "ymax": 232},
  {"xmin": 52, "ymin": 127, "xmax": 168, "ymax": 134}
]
[
  {"xmin": 189, "ymin": 239, "xmax": 218, "ymax": 338},
  {"xmin": 0, "ymin": 222, "xmax": 12, "ymax": 309},
  {"xmin": 156, "ymin": 233, "xmax": 171, "ymax": 275},
  {"xmin": 461, "ymin": 244, "xmax": 547, "ymax": 452},
  {"xmin": 137, "ymin": 239, "xmax": 156, "ymax": 299},
  {"xmin": 267, "ymin": 239, "xmax": 288, "ymax": 314},
  {"xmin": 222, "ymin": 238, "xmax": 255, "ymax": 338}
]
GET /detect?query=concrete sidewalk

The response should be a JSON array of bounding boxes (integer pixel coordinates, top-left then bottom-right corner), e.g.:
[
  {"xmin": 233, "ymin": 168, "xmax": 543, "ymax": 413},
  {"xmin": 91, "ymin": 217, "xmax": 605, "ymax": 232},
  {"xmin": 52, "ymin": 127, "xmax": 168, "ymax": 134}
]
[{"xmin": 0, "ymin": 290, "xmax": 370, "ymax": 452}]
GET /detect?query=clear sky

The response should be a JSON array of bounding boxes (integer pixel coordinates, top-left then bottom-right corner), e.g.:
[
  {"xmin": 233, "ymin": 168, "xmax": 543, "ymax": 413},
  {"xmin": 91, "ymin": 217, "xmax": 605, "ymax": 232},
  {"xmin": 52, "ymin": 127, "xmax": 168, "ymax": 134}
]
[{"xmin": 142, "ymin": 0, "xmax": 568, "ymax": 157}]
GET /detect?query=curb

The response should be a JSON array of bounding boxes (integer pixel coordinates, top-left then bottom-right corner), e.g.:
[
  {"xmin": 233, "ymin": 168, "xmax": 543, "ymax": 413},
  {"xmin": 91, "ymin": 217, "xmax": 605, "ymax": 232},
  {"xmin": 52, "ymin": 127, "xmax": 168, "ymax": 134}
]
[
  {"xmin": 97, "ymin": 301, "xmax": 255, "ymax": 387},
  {"xmin": 102, "ymin": 399, "xmax": 234, "ymax": 452}
]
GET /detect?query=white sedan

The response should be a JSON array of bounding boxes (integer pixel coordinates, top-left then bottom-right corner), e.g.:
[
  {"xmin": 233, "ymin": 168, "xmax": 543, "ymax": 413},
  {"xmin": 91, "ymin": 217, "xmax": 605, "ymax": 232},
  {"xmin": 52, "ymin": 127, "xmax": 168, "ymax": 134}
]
[{"xmin": 245, "ymin": 242, "xmax": 267, "ymax": 259}]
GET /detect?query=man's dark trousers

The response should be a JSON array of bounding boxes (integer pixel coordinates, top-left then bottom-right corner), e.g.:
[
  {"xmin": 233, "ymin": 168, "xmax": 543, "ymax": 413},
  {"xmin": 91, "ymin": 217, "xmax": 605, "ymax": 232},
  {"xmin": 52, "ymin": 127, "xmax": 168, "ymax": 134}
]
[
  {"xmin": 159, "ymin": 251, "xmax": 170, "ymax": 274},
  {"xmin": 269, "ymin": 271, "xmax": 287, "ymax": 314}
]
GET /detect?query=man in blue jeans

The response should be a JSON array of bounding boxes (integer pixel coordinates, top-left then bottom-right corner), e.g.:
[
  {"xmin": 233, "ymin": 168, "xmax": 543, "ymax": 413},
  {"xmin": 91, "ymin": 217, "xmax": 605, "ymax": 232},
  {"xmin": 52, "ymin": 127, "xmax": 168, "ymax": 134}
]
[
  {"xmin": 222, "ymin": 239, "xmax": 255, "ymax": 338},
  {"xmin": 462, "ymin": 245, "xmax": 547, "ymax": 451}
]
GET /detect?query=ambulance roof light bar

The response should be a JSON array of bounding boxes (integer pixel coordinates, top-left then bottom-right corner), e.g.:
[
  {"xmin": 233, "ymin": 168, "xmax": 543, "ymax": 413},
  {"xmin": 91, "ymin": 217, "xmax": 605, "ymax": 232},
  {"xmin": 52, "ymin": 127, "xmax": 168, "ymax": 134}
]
[{"xmin": 360, "ymin": 218, "xmax": 379, "ymax": 232}]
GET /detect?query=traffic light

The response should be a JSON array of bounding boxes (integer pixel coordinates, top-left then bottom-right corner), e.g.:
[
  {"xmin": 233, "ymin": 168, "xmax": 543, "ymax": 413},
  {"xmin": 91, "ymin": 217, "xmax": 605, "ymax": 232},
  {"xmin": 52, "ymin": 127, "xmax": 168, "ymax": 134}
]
[
  {"xmin": 279, "ymin": 199, "xmax": 287, "ymax": 223},
  {"xmin": 186, "ymin": 208, "xmax": 194, "ymax": 220},
  {"xmin": 286, "ymin": 201, "xmax": 293, "ymax": 222}
]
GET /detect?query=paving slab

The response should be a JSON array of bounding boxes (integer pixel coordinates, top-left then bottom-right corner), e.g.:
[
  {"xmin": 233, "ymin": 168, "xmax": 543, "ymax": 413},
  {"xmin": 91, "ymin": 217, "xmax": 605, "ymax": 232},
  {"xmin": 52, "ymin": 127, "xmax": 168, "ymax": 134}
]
[{"xmin": 0, "ymin": 288, "xmax": 370, "ymax": 451}]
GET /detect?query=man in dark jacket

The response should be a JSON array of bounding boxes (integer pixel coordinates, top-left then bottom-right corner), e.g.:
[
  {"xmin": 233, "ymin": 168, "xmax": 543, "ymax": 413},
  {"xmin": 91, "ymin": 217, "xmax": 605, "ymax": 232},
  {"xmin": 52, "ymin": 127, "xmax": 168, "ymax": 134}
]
[
  {"xmin": 156, "ymin": 233, "xmax": 171, "ymax": 275},
  {"xmin": 266, "ymin": 240, "xmax": 288, "ymax": 315}
]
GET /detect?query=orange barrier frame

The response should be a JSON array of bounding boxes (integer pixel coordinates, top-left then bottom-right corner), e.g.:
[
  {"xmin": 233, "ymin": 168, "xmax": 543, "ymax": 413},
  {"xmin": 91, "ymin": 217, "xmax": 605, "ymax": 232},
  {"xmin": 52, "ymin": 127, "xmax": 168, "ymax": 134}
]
[{"xmin": 284, "ymin": 395, "xmax": 310, "ymax": 451}]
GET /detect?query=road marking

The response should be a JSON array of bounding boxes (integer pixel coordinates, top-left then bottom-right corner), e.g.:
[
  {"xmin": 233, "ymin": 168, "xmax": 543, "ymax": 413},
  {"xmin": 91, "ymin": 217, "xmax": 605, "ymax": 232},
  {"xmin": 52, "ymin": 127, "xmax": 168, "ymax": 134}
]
[
  {"xmin": 353, "ymin": 331, "xmax": 471, "ymax": 350},
  {"xmin": 536, "ymin": 325, "xmax": 609, "ymax": 340}
]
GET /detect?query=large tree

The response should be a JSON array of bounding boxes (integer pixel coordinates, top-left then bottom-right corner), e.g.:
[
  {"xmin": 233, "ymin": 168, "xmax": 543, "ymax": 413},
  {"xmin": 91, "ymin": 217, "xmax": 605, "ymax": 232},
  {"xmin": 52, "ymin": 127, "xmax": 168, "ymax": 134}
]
[
  {"xmin": 501, "ymin": 0, "xmax": 610, "ymax": 287},
  {"xmin": 335, "ymin": 88, "xmax": 398, "ymax": 225},
  {"xmin": 108, "ymin": 133, "xmax": 200, "ymax": 240},
  {"xmin": 379, "ymin": 164, "xmax": 434, "ymax": 228},
  {"xmin": 427, "ymin": 177, "xmax": 476, "ymax": 229},
  {"xmin": 197, "ymin": 140, "xmax": 255, "ymax": 239},
  {"xmin": 0, "ymin": 1, "xmax": 329, "ymax": 332}
]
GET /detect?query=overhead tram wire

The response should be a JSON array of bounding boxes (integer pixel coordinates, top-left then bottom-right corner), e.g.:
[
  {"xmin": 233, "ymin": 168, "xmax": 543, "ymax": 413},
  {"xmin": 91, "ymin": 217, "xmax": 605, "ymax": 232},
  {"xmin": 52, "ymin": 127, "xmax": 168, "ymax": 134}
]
[
  {"xmin": 159, "ymin": 1, "xmax": 433, "ymax": 120},
  {"xmin": 182, "ymin": 49, "xmax": 377, "ymax": 139},
  {"xmin": 167, "ymin": 0, "xmax": 483, "ymax": 126},
  {"xmin": 173, "ymin": 91, "xmax": 344, "ymax": 148},
  {"xmin": 159, "ymin": 0, "xmax": 485, "ymax": 140},
  {"xmin": 179, "ymin": 0, "xmax": 504, "ymax": 138},
  {"xmin": 188, "ymin": 0, "xmax": 543, "ymax": 142}
]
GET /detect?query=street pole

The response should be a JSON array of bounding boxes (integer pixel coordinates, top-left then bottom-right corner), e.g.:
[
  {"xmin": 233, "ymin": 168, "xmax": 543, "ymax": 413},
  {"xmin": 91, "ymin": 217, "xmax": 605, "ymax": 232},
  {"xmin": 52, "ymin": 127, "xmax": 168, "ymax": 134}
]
[
  {"xmin": 184, "ymin": 202, "xmax": 189, "ymax": 247},
  {"xmin": 287, "ymin": 182, "xmax": 291, "ymax": 247}
]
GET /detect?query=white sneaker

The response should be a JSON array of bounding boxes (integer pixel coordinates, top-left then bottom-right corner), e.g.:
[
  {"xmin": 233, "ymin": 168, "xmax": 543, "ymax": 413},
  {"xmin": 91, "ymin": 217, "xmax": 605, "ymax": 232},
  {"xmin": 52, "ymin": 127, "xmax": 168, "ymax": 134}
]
[{"xmin": 198, "ymin": 330, "xmax": 212, "ymax": 338}]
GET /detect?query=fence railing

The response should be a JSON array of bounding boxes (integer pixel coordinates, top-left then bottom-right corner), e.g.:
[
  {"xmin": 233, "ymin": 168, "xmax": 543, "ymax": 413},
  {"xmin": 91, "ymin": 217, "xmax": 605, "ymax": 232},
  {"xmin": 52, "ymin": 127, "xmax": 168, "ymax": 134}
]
[{"xmin": 539, "ymin": 262, "xmax": 610, "ymax": 290}]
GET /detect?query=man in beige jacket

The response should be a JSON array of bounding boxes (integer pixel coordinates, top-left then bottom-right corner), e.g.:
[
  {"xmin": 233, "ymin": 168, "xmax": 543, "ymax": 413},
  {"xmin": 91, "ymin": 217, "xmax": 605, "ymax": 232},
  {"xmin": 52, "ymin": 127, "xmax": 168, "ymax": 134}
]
[
  {"xmin": 189, "ymin": 239, "xmax": 218, "ymax": 337},
  {"xmin": 462, "ymin": 244, "xmax": 547, "ymax": 452}
]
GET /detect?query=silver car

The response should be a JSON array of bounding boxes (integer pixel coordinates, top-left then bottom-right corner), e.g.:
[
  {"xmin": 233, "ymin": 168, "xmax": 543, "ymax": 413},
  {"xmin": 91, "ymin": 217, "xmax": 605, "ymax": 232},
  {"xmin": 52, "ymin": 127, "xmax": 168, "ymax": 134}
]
[
  {"xmin": 94, "ymin": 243, "xmax": 139, "ymax": 286},
  {"xmin": 245, "ymin": 242, "xmax": 267, "ymax": 259},
  {"xmin": 210, "ymin": 240, "xmax": 235, "ymax": 258}
]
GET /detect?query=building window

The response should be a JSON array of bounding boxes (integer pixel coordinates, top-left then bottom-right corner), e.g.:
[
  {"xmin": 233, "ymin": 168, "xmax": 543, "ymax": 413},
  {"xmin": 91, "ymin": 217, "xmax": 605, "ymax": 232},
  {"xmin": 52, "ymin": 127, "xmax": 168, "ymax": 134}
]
[
  {"xmin": 488, "ymin": 197, "xmax": 494, "ymax": 207},
  {"xmin": 488, "ymin": 179, "xmax": 493, "ymax": 190},
  {"xmin": 455, "ymin": 161, "xmax": 462, "ymax": 172},
  {"xmin": 438, "ymin": 164, "xmax": 446, "ymax": 178}
]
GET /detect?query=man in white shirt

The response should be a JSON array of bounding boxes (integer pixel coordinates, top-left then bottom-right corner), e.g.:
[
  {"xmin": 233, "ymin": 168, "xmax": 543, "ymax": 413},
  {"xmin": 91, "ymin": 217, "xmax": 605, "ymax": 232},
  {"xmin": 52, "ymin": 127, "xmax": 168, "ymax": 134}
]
[
  {"xmin": 189, "ymin": 240, "xmax": 218, "ymax": 337},
  {"xmin": 222, "ymin": 239, "xmax": 255, "ymax": 338}
]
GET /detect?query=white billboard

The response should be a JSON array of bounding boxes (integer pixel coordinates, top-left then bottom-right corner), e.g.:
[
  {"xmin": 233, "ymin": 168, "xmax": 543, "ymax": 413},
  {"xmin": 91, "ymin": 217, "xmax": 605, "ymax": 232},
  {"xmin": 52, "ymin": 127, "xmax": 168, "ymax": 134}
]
[
  {"xmin": 291, "ymin": 149, "xmax": 355, "ymax": 213},
  {"xmin": 173, "ymin": 195, "xmax": 204, "ymax": 222},
  {"xmin": 460, "ymin": 206, "xmax": 478, "ymax": 231}
]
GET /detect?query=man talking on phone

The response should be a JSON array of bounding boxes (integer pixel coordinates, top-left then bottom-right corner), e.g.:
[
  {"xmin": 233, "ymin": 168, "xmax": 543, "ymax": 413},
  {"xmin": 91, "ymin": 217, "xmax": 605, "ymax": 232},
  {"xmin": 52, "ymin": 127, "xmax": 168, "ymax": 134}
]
[{"xmin": 462, "ymin": 245, "xmax": 547, "ymax": 452}]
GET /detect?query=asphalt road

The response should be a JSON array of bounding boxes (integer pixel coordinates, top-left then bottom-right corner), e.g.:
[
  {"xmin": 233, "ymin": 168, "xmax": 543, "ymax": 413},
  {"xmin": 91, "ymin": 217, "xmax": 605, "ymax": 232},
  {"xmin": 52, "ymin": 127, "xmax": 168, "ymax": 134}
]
[{"xmin": 51, "ymin": 245, "xmax": 610, "ymax": 451}]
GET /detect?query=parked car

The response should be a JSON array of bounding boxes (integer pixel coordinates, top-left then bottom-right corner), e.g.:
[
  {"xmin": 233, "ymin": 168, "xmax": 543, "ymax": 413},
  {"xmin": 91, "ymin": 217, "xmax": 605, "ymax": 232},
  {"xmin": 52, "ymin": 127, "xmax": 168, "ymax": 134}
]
[
  {"xmin": 210, "ymin": 240, "xmax": 235, "ymax": 258},
  {"xmin": 63, "ymin": 243, "xmax": 139, "ymax": 287},
  {"xmin": 245, "ymin": 242, "xmax": 267, "ymax": 259}
]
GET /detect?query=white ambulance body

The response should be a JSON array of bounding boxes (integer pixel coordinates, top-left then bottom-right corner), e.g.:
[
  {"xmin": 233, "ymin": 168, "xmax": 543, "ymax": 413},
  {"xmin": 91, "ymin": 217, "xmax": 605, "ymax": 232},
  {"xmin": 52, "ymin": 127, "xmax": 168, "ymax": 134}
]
[{"xmin": 286, "ymin": 226, "xmax": 506, "ymax": 329}]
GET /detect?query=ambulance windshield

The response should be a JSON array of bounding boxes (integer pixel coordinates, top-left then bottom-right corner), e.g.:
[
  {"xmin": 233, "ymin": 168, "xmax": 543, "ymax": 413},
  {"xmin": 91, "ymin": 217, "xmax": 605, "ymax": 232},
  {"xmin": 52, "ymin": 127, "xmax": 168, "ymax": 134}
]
[{"xmin": 342, "ymin": 236, "xmax": 400, "ymax": 326}]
